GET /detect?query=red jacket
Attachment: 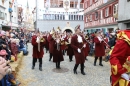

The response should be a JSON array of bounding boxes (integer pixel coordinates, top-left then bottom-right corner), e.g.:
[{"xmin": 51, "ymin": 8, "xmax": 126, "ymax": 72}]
[{"xmin": 31, "ymin": 35, "xmax": 45, "ymax": 58}]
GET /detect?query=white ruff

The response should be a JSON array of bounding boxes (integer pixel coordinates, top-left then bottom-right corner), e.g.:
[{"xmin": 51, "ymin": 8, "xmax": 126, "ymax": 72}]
[
  {"xmin": 68, "ymin": 38, "xmax": 71, "ymax": 43},
  {"xmin": 77, "ymin": 35, "xmax": 83, "ymax": 43}
]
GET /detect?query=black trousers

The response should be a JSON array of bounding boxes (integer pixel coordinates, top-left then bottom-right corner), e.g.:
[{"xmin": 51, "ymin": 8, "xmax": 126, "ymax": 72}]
[
  {"xmin": 33, "ymin": 58, "xmax": 42, "ymax": 67},
  {"xmin": 94, "ymin": 56, "xmax": 103, "ymax": 64},
  {"xmin": 69, "ymin": 55, "xmax": 73, "ymax": 61},
  {"xmin": 74, "ymin": 63, "xmax": 84, "ymax": 72},
  {"xmin": 56, "ymin": 62, "xmax": 60, "ymax": 68},
  {"xmin": 49, "ymin": 53, "xmax": 53, "ymax": 60}
]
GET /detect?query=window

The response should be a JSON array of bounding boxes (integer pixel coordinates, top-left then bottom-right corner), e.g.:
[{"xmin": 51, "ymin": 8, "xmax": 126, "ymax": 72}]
[
  {"xmin": 95, "ymin": 0, "xmax": 98, "ymax": 2},
  {"xmin": 80, "ymin": 3, "xmax": 83, "ymax": 8},
  {"xmin": 14, "ymin": 5, "xmax": 17, "ymax": 12},
  {"xmin": 14, "ymin": 17, "xmax": 16, "ymax": 23},
  {"xmin": 63, "ymin": 15, "xmax": 65, "ymax": 20},
  {"xmin": 59, "ymin": 14, "xmax": 62, "ymax": 20},
  {"xmin": 127, "ymin": 23, "xmax": 130, "ymax": 28},
  {"xmin": 71, "ymin": 15, "xmax": 73, "ymax": 20},
  {"xmin": 70, "ymin": 1, "xmax": 74, "ymax": 8},
  {"xmin": 90, "ymin": 0, "xmax": 93, "ymax": 6},
  {"xmin": 52, "ymin": 14, "xmax": 55, "ymax": 20},
  {"xmin": 113, "ymin": 4, "xmax": 118, "ymax": 14},
  {"xmin": 95, "ymin": 12, "xmax": 98, "ymax": 20},
  {"xmin": 59, "ymin": 1, "xmax": 63, "ymax": 7},
  {"xmin": 5, "ymin": 13, "xmax": 7, "ymax": 20},
  {"xmin": 89, "ymin": 15, "xmax": 92, "ymax": 21},
  {"xmin": 85, "ymin": 16, "xmax": 88, "ymax": 22},
  {"xmin": 85, "ymin": 1, "xmax": 88, "ymax": 9},
  {"xmin": 105, "ymin": 7, "xmax": 109, "ymax": 17},
  {"xmin": 74, "ymin": 15, "xmax": 77, "ymax": 20}
]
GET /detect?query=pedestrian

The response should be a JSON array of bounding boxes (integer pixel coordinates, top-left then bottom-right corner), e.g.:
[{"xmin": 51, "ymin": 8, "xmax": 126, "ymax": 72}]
[
  {"xmin": 31, "ymin": 32, "xmax": 46, "ymax": 71},
  {"xmin": 47, "ymin": 30, "xmax": 55, "ymax": 61},
  {"xmin": 53, "ymin": 33, "xmax": 64, "ymax": 69},
  {"xmin": 71, "ymin": 25, "xmax": 86, "ymax": 75},
  {"xmin": 93, "ymin": 31, "xmax": 105, "ymax": 66}
]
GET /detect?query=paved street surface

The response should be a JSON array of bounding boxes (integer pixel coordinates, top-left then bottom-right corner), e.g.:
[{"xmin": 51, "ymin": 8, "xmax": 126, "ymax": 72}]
[{"xmin": 19, "ymin": 43, "xmax": 111, "ymax": 86}]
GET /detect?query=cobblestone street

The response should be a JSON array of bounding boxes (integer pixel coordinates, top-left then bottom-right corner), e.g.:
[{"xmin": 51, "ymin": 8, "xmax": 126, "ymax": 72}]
[{"xmin": 19, "ymin": 43, "xmax": 111, "ymax": 86}]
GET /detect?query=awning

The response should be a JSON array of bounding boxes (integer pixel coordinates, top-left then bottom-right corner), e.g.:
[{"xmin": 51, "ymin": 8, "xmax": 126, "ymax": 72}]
[{"xmin": 2, "ymin": 25, "xmax": 11, "ymax": 31}]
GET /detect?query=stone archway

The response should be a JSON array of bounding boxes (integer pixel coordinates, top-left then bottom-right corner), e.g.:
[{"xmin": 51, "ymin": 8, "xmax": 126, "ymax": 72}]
[{"xmin": 62, "ymin": 27, "xmax": 75, "ymax": 33}]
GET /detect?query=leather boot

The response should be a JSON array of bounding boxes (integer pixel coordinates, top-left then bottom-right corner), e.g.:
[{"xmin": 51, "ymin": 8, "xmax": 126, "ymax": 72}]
[
  {"xmin": 94, "ymin": 57, "xmax": 98, "ymax": 66},
  {"xmin": 81, "ymin": 63, "xmax": 86, "ymax": 75},
  {"xmin": 99, "ymin": 57, "xmax": 103, "ymax": 66},
  {"xmin": 39, "ymin": 64, "xmax": 42, "ymax": 71},
  {"xmin": 73, "ymin": 64, "xmax": 78, "ymax": 74},
  {"xmin": 56, "ymin": 62, "xmax": 58, "ymax": 69},
  {"xmin": 57, "ymin": 62, "xmax": 61, "ymax": 69}
]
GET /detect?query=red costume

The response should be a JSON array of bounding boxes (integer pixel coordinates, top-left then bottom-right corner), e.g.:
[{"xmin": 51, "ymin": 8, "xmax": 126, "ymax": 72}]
[
  {"xmin": 43, "ymin": 35, "xmax": 49, "ymax": 52},
  {"xmin": 47, "ymin": 34, "xmax": 55, "ymax": 54},
  {"xmin": 94, "ymin": 37, "xmax": 105, "ymax": 57},
  {"xmin": 83, "ymin": 42, "xmax": 90, "ymax": 57},
  {"xmin": 110, "ymin": 30, "xmax": 130, "ymax": 86},
  {"xmin": 31, "ymin": 34, "xmax": 46, "ymax": 71},
  {"xmin": 53, "ymin": 41, "xmax": 64, "ymax": 62},
  {"xmin": 32, "ymin": 35, "xmax": 45, "ymax": 58},
  {"xmin": 71, "ymin": 35, "xmax": 85, "ymax": 64}
]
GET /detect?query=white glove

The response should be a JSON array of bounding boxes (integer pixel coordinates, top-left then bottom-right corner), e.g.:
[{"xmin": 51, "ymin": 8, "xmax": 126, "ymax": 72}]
[
  {"xmin": 77, "ymin": 48, "xmax": 81, "ymax": 53},
  {"xmin": 83, "ymin": 44, "xmax": 86, "ymax": 48},
  {"xmin": 121, "ymin": 73, "xmax": 130, "ymax": 81}
]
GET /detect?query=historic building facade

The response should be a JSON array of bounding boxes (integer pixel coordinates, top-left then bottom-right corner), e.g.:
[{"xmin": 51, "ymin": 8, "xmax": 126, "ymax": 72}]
[
  {"xmin": 32, "ymin": 0, "xmax": 84, "ymax": 32},
  {"xmin": 0, "ymin": 0, "xmax": 19, "ymax": 30},
  {"xmin": 84, "ymin": 0, "xmax": 118, "ymax": 33}
]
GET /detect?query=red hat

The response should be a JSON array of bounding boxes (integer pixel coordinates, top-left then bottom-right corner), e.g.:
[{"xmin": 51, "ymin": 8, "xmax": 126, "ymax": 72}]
[{"xmin": 0, "ymin": 50, "xmax": 7, "ymax": 56}]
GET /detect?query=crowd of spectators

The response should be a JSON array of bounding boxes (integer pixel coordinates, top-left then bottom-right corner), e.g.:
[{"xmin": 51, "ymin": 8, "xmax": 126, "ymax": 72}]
[{"xmin": 0, "ymin": 27, "xmax": 30, "ymax": 86}]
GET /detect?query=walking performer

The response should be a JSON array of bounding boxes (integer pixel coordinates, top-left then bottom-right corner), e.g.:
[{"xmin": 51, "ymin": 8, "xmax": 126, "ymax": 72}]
[
  {"xmin": 61, "ymin": 31, "xmax": 67, "ymax": 55},
  {"xmin": 43, "ymin": 32, "xmax": 49, "ymax": 53},
  {"xmin": 48, "ymin": 29, "xmax": 55, "ymax": 61},
  {"xmin": 93, "ymin": 31, "xmax": 105, "ymax": 66},
  {"xmin": 71, "ymin": 25, "xmax": 86, "ymax": 75},
  {"xmin": 110, "ymin": 29, "xmax": 130, "ymax": 86},
  {"xmin": 66, "ymin": 34, "xmax": 74, "ymax": 62},
  {"xmin": 31, "ymin": 31, "xmax": 46, "ymax": 71},
  {"xmin": 83, "ymin": 33, "xmax": 90, "ymax": 61},
  {"xmin": 53, "ymin": 33, "xmax": 64, "ymax": 69}
]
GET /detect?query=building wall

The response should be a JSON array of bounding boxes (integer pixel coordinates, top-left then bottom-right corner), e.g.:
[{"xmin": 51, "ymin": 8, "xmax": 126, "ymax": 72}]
[
  {"xmin": 0, "ymin": 0, "xmax": 7, "ymax": 25},
  {"xmin": 84, "ymin": 0, "xmax": 119, "ymax": 33},
  {"xmin": 37, "ymin": 20, "xmax": 84, "ymax": 32},
  {"xmin": 118, "ymin": 0, "xmax": 130, "ymax": 22},
  {"xmin": 118, "ymin": 0, "xmax": 130, "ymax": 29}
]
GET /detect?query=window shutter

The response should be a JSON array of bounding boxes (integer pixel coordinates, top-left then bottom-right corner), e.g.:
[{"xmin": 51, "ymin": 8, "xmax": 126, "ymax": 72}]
[
  {"xmin": 103, "ymin": 8, "xmax": 105, "ymax": 18},
  {"xmin": 109, "ymin": 6, "xmax": 112, "ymax": 17},
  {"xmin": 93, "ymin": 0, "xmax": 95, "ymax": 4},
  {"xmin": 111, "ymin": 4, "xmax": 114, "ymax": 16},
  {"xmin": 88, "ymin": 0, "xmax": 90, "ymax": 7},
  {"xmin": 92, "ymin": 13, "xmax": 95, "ymax": 21},
  {"xmin": 84, "ymin": 16, "xmax": 86, "ymax": 22}
]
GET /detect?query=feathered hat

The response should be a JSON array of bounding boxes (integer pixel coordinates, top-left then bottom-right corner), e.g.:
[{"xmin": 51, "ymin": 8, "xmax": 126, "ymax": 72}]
[{"xmin": 75, "ymin": 25, "xmax": 80, "ymax": 31}]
